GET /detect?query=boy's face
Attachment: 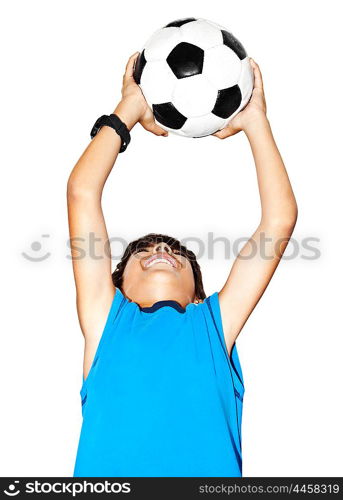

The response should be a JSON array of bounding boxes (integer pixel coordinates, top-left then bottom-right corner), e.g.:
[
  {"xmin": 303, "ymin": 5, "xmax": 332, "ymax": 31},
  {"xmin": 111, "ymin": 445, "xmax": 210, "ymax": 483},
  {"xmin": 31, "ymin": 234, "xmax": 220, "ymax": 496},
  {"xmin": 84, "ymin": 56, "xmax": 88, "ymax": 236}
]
[{"xmin": 121, "ymin": 241, "xmax": 199, "ymax": 307}]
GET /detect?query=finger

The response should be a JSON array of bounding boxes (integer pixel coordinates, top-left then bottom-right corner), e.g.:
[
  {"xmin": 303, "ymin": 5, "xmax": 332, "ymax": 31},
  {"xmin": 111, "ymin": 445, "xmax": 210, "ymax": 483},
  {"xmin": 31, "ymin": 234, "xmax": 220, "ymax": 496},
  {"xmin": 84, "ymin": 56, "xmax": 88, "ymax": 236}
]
[
  {"xmin": 141, "ymin": 119, "xmax": 168, "ymax": 136},
  {"xmin": 213, "ymin": 127, "xmax": 237, "ymax": 139},
  {"xmin": 249, "ymin": 57, "xmax": 264, "ymax": 91},
  {"xmin": 124, "ymin": 52, "xmax": 139, "ymax": 81}
]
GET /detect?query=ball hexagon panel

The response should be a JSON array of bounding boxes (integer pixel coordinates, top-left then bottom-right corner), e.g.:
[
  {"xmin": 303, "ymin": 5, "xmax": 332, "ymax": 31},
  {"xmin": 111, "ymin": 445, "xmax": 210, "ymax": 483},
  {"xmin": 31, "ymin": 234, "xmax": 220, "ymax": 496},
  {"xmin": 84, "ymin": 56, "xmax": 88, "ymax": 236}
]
[
  {"xmin": 203, "ymin": 45, "xmax": 241, "ymax": 90},
  {"xmin": 167, "ymin": 42, "xmax": 204, "ymax": 79},
  {"xmin": 144, "ymin": 27, "xmax": 182, "ymax": 62},
  {"xmin": 221, "ymin": 30, "xmax": 247, "ymax": 60},
  {"xmin": 140, "ymin": 60, "xmax": 176, "ymax": 105},
  {"xmin": 165, "ymin": 18, "xmax": 196, "ymax": 28},
  {"xmin": 206, "ymin": 19, "xmax": 227, "ymax": 31},
  {"xmin": 181, "ymin": 113, "xmax": 226, "ymax": 138},
  {"xmin": 179, "ymin": 19, "xmax": 223, "ymax": 50},
  {"xmin": 152, "ymin": 103, "xmax": 187, "ymax": 129},
  {"xmin": 212, "ymin": 85, "xmax": 242, "ymax": 119},
  {"xmin": 173, "ymin": 74, "xmax": 218, "ymax": 117}
]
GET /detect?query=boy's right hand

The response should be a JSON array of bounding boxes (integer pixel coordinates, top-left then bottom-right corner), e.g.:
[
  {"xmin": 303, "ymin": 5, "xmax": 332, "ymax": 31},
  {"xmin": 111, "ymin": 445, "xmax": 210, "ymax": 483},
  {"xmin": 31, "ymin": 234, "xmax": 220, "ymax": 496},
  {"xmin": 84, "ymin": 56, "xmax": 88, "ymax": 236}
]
[
  {"xmin": 113, "ymin": 52, "xmax": 168, "ymax": 136},
  {"xmin": 213, "ymin": 58, "xmax": 267, "ymax": 139}
]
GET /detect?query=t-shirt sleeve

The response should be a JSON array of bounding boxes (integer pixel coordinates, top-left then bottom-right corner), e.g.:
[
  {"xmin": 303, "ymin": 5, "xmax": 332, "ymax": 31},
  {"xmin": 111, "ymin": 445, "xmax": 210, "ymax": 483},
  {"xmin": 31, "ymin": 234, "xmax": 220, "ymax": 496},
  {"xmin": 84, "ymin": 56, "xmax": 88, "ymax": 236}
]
[
  {"xmin": 105, "ymin": 287, "xmax": 128, "ymax": 326},
  {"xmin": 202, "ymin": 291, "xmax": 245, "ymax": 399},
  {"xmin": 80, "ymin": 287, "xmax": 128, "ymax": 398}
]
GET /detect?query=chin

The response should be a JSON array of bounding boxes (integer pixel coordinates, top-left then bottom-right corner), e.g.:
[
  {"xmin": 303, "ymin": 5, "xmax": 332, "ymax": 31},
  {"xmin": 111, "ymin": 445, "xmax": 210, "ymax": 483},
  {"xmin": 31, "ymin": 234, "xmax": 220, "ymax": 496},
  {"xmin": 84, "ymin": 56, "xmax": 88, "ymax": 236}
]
[
  {"xmin": 143, "ymin": 269, "xmax": 179, "ymax": 286},
  {"xmin": 146, "ymin": 268, "xmax": 176, "ymax": 279},
  {"xmin": 145, "ymin": 264, "xmax": 178, "ymax": 274}
]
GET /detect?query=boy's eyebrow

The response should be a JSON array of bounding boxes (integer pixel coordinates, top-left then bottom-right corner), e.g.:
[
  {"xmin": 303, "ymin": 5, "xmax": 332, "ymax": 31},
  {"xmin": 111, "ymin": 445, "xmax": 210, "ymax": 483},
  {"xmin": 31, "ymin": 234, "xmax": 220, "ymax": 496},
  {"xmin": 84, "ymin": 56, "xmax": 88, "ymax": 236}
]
[{"xmin": 132, "ymin": 244, "xmax": 154, "ymax": 253}]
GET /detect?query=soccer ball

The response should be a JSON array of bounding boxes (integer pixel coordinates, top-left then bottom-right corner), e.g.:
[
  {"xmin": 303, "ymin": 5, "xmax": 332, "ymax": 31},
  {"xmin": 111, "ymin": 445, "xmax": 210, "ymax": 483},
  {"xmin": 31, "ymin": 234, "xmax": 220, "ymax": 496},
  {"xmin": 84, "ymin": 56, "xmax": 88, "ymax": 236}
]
[{"xmin": 133, "ymin": 18, "xmax": 254, "ymax": 138}]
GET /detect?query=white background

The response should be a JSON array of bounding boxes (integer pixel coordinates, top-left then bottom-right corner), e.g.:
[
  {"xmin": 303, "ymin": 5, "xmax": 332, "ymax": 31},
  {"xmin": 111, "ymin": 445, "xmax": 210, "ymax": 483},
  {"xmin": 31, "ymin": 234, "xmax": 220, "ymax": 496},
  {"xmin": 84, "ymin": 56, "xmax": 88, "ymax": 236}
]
[{"xmin": 1, "ymin": 0, "xmax": 342, "ymax": 477}]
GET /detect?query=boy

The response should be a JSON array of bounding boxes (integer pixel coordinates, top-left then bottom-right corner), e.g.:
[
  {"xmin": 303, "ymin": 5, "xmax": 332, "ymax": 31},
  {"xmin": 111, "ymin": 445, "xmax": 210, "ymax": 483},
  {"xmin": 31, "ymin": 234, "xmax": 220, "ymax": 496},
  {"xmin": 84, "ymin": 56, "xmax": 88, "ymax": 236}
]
[{"xmin": 68, "ymin": 53, "xmax": 297, "ymax": 476}]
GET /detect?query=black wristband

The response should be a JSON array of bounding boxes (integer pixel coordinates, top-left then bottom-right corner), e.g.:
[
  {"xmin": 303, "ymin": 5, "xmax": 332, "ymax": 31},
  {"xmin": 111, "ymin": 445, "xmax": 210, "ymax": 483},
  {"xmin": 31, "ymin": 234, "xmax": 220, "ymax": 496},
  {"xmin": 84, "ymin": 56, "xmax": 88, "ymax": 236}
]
[{"xmin": 90, "ymin": 113, "xmax": 131, "ymax": 153}]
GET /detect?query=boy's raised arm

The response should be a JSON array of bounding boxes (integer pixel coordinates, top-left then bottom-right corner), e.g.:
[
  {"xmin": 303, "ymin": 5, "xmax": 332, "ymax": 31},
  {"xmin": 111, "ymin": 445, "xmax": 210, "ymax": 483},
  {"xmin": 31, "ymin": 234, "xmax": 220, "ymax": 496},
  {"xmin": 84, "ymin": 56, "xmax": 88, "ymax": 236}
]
[
  {"xmin": 217, "ymin": 59, "xmax": 298, "ymax": 354},
  {"xmin": 67, "ymin": 53, "xmax": 166, "ymax": 343}
]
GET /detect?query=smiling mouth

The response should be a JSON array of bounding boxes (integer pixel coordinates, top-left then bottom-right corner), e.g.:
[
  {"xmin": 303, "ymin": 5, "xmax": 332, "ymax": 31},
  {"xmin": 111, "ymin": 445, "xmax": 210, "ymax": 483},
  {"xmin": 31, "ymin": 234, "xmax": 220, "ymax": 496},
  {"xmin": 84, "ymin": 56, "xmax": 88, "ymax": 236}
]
[{"xmin": 144, "ymin": 253, "xmax": 177, "ymax": 269}]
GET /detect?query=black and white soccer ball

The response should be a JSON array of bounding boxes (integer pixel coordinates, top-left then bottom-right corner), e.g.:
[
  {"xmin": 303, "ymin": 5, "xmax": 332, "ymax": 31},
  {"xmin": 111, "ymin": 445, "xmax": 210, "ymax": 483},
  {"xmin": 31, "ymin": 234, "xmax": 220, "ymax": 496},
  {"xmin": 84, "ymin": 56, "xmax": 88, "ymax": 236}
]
[{"xmin": 133, "ymin": 18, "xmax": 254, "ymax": 138}]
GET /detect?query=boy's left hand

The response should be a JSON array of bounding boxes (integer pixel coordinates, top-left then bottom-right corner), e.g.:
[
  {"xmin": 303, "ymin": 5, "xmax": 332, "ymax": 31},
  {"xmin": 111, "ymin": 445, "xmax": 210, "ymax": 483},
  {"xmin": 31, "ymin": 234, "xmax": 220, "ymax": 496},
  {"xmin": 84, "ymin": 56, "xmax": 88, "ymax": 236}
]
[
  {"xmin": 213, "ymin": 58, "xmax": 267, "ymax": 139},
  {"xmin": 114, "ymin": 52, "xmax": 168, "ymax": 136}
]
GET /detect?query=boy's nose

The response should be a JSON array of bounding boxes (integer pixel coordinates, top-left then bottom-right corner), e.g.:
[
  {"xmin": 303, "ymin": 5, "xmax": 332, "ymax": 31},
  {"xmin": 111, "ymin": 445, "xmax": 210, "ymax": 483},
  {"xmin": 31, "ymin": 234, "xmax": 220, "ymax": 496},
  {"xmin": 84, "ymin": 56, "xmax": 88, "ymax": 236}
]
[{"xmin": 153, "ymin": 242, "xmax": 172, "ymax": 254}]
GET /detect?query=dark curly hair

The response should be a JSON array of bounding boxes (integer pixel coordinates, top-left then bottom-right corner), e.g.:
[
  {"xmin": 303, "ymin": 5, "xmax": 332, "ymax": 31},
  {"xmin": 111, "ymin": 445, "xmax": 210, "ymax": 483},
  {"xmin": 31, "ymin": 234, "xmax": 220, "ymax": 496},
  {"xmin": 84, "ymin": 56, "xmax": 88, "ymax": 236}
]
[{"xmin": 112, "ymin": 233, "xmax": 206, "ymax": 301}]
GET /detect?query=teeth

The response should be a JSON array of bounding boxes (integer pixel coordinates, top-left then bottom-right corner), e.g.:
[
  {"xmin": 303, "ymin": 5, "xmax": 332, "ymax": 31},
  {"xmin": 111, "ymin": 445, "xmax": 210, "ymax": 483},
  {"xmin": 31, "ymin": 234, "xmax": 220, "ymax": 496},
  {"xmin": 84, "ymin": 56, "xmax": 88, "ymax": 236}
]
[{"xmin": 146, "ymin": 258, "xmax": 174, "ymax": 268}]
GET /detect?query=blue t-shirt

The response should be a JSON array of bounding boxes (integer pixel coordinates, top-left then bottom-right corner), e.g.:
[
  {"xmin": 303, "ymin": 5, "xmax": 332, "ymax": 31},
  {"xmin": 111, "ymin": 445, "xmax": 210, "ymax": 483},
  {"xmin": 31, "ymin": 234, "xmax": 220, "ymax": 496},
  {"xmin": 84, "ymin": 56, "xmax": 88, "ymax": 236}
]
[{"xmin": 73, "ymin": 287, "xmax": 244, "ymax": 477}]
